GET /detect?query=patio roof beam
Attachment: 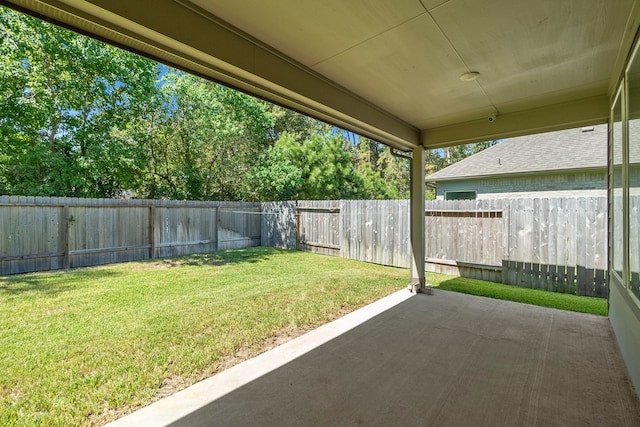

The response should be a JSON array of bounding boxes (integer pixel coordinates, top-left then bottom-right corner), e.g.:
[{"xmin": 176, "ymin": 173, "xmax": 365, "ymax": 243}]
[{"xmin": 422, "ymin": 95, "xmax": 610, "ymax": 148}]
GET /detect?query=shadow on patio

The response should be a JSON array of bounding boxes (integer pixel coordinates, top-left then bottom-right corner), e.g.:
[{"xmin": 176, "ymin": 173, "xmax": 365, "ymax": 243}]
[{"xmin": 110, "ymin": 290, "xmax": 640, "ymax": 427}]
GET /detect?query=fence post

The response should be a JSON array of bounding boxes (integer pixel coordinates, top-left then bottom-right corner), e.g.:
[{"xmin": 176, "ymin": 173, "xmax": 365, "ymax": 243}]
[
  {"xmin": 501, "ymin": 199, "xmax": 509, "ymax": 285},
  {"xmin": 148, "ymin": 202, "xmax": 155, "ymax": 259},
  {"xmin": 295, "ymin": 201, "xmax": 300, "ymax": 251},
  {"xmin": 63, "ymin": 204, "xmax": 70, "ymax": 269},
  {"xmin": 216, "ymin": 206, "xmax": 220, "ymax": 251}
]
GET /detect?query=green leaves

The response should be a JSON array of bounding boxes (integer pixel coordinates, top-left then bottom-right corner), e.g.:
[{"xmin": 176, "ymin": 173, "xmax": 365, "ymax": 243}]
[
  {"xmin": 261, "ymin": 132, "xmax": 359, "ymax": 200},
  {"xmin": 0, "ymin": 7, "xmax": 419, "ymax": 201},
  {"xmin": 0, "ymin": 7, "xmax": 158, "ymax": 197},
  {"xmin": 133, "ymin": 72, "xmax": 274, "ymax": 200},
  {"xmin": 249, "ymin": 142, "xmax": 303, "ymax": 201}
]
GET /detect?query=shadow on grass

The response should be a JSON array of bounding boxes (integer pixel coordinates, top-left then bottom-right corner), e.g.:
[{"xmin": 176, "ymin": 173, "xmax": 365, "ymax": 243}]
[
  {"xmin": 146, "ymin": 246, "xmax": 290, "ymax": 269},
  {"xmin": 0, "ymin": 247, "xmax": 292, "ymax": 296},
  {"xmin": 435, "ymin": 277, "xmax": 608, "ymax": 316},
  {"xmin": 435, "ymin": 277, "xmax": 518, "ymax": 298},
  {"xmin": 0, "ymin": 268, "xmax": 122, "ymax": 296}
]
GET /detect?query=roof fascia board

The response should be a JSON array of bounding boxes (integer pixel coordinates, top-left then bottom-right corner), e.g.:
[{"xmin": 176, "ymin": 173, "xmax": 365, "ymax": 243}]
[
  {"xmin": 3, "ymin": 0, "xmax": 420, "ymax": 150},
  {"xmin": 426, "ymin": 166, "xmax": 608, "ymax": 182},
  {"xmin": 421, "ymin": 95, "xmax": 609, "ymax": 149}
]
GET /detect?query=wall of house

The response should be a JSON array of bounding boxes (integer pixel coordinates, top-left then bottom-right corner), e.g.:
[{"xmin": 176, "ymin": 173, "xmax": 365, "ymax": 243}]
[
  {"xmin": 434, "ymin": 171, "xmax": 607, "ymax": 200},
  {"xmin": 609, "ymin": 281, "xmax": 640, "ymax": 393},
  {"xmin": 608, "ymin": 15, "xmax": 640, "ymax": 400}
]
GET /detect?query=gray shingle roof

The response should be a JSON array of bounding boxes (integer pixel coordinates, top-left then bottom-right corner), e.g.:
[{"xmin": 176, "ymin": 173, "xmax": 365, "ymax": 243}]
[{"xmin": 426, "ymin": 124, "xmax": 607, "ymax": 182}]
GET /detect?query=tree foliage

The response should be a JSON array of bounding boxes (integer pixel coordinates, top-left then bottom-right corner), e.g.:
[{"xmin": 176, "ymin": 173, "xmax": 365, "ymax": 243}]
[
  {"xmin": 0, "ymin": 7, "xmax": 492, "ymax": 201},
  {"xmin": 133, "ymin": 72, "xmax": 273, "ymax": 200},
  {"xmin": 0, "ymin": 8, "xmax": 157, "ymax": 197}
]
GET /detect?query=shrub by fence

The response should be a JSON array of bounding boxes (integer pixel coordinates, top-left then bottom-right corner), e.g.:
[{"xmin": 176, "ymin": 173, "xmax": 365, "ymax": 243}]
[{"xmin": 0, "ymin": 196, "xmax": 261, "ymax": 275}]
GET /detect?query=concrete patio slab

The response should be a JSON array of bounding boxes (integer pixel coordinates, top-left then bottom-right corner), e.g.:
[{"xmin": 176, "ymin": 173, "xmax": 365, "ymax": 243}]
[{"xmin": 108, "ymin": 290, "xmax": 640, "ymax": 427}]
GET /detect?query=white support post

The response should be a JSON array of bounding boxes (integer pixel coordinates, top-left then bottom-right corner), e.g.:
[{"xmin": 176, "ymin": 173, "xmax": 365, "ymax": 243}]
[{"xmin": 409, "ymin": 146, "xmax": 426, "ymax": 292}]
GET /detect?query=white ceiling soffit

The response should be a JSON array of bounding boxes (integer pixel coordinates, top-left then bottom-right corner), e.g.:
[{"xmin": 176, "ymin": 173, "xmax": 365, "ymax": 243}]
[{"xmin": 3, "ymin": 0, "xmax": 640, "ymax": 149}]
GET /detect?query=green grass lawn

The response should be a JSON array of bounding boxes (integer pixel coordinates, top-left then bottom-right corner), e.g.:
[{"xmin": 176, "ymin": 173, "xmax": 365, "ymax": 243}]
[
  {"xmin": 425, "ymin": 273, "xmax": 608, "ymax": 316},
  {"xmin": 0, "ymin": 248, "xmax": 407, "ymax": 426},
  {"xmin": 0, "ymin": 248, "xmax": 608, "ymax": 425}
]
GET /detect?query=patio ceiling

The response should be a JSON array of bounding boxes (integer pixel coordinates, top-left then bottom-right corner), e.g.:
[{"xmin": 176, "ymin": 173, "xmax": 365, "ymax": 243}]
[{"xmin": 3, "ymin": 0, "xmax": 640, "ymax": 150}]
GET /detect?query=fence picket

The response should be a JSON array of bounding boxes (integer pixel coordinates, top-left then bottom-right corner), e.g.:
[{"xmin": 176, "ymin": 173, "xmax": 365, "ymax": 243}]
[
  {"xmin": 576, "ymin": 197, "xmax": 588, "ymax": 295},
  {"xmin": 584, "ymin": 197, "xmax": 597, "ymax": 297},
  {"xmin": 594, "ymin": 197, "xmax": 608, "ymax": 297},
  {"xmin": 566, "ymin": 197, "xmax": 577, "ymax": 293}
]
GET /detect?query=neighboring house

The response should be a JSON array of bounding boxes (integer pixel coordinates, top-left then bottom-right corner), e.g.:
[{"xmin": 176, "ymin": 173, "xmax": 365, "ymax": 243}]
[{"xmin": 426, "ymin": 125, "xmax": 607, "ymax": 200}]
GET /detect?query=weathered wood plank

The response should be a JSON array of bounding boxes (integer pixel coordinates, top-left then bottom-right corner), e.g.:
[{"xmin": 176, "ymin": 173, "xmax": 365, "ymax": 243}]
[
  {"xmin": 513, "ymin": 198, "xmax": 525, "ymax": 287},
  {"xmin": 523, "ymin": 198, "xmax": 534, "ymax": 288},
  {"xmin": 594, "ymin": 197, "xmax": 608, "ymax": 297},
  {"xmin": 555, "ymin": 198, "xmax": 567, "ymax": 292},
  {"xmin": 584, "ymin": 197, "xmax": 597, "ymax": 296},
  {"xmin": 546, "ymin": 198, "xmax": 558, "ymax": 291},
  {"xmin": 565, "ymin": 197, "xmax": 577, "ymax": 294},
  {"xmin": 0, "ymin": 197, "xmax": 261, "ymax": 275},
  {"xmin": 501, "ymin": 199, "xmax": 510, "ymax": 285},
  {"xmin": 576, "ymin": 197, "xmax": 588, "ymax": 296},
  {"xmin": 630, "ymin": 195, "xmax": 640, "ymax": 296},
  {"xmin": 539, "ymin": 198, "xmax": 551, "ymax": 291}
]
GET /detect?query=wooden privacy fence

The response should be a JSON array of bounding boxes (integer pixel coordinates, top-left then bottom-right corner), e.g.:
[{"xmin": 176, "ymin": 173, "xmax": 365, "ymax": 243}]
[
  {"xmin": 263, "ymin": 197, "xmax": 608, "ymax": 297},
  {"xmin": 262, "ymin": 200, "xmax": 411, "ymax": 267},
  {"xmin": 0, "ymin": 196, "xmax": 261, "ymax": 275},
  {"xmin": 424, "ymin": 198, "xmax": 608, "ymax": 297},
  {"xmin": 3, "ymin": 196, "xmax": 609, "ymax": 297},
  {"xmin": 508, "ymin": 197, "xmax": 608, "ymax": 297},
  {"xmin": 425, "ymin": 199, "xmax": 503, "ymax": 283}
]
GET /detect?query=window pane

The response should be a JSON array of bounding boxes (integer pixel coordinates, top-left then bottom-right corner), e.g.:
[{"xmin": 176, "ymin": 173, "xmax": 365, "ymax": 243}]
[
  {"xmin": 612, "ymin": 91, "xmax": 624, "ymax": 282},
  {"xmin": 445, "ymin": 191, "xmax": 476, "ymax": 200},
  {"xmin": 629, "ymin": 52, "xmax": 640, "ymax": 299}
]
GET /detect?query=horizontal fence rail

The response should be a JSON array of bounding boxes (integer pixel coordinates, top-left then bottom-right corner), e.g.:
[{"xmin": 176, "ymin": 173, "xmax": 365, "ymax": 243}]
[{"xmin": 0, "ymin": 196, "xmax": 261, "ymax": 275}]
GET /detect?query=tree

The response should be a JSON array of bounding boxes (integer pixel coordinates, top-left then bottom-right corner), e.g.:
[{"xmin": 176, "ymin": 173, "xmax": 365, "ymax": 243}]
[
  {"xmin": 0, "ymin": 7, "xmax": 158, "ymax": 197},
  {"xmin": 0, "ymin": 7, "xmax": 493, "ymax": 202},
  {"xmin": 265, "ymin": 104, "xmax": 331, "ymax": 143},
  {"xmin": 353, "ymin": 136, "xmax": 408, "ymax": 199},
  {"xmin": 253, "ymin": 132, "xmax": 367, "ymax": 200},
  {"xmin": 248, "ymin": 144, "xmax": 303, "ymax": 201},
  {"xmin": 134, "ymin": 71, "xmax": 273, "ymax": 200},
  {"xmin": 376, "ymin": 146, "xmax": 410, "ymax": 198}
]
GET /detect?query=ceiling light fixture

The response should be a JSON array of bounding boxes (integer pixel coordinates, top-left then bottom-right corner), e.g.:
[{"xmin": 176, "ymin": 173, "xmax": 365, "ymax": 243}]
[{"xmin": 459, "ymin": 71, "xmax": 480, "ymax": 81}]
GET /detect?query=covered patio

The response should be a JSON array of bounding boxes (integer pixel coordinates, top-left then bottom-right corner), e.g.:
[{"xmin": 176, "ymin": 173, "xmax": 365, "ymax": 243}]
[
  {"xmin": 5, "ymin": 0, "xmax": 640, "ymax": 422},
  {"xmin": 109, "ymin": 290, "xmax": 640, "ymax": 426}
]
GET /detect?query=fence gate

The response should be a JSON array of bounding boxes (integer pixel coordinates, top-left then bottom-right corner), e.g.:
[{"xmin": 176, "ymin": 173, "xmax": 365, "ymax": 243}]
[{"xmin": 296, "ymin": 201, "xmax": 341, "ymax": 256}]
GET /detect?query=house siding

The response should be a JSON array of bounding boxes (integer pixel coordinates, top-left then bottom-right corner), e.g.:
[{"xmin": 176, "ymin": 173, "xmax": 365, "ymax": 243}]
[{"xmin": 435, "ymin": 171, "xmax": 607, "ymax": 200}]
